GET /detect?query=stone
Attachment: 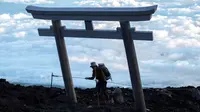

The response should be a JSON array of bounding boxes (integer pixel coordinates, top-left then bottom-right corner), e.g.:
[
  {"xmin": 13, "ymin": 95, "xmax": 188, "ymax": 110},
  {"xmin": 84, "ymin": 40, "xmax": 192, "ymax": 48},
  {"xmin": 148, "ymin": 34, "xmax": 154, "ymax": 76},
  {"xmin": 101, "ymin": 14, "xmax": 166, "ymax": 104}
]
[
  {"xmin": 87, "ymin": 105, "xmax": 93, "ymax": 108},
  {"xmin": 190, "ymin": 88, "xmax": 200, "ymax": 101},
  {"xmin": 112, "ymin": 88, "xmax": 124, "ymax": 104},
  {"xmin": 146, "ymin": 108, "xmax": 151, "ymax": 112},
  {"xmin": 160, "ymin": 89, "xmax": 172, "ymax": 98}
]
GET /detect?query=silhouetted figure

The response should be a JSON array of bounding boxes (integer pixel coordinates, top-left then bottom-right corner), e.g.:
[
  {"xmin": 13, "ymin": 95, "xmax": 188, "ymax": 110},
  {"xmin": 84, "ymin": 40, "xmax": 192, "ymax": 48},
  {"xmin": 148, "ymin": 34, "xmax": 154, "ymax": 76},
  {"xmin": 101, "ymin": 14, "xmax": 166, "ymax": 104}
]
[{"xmin": 85, "ymin": 62, "xmax": 109, "ymax": 105}]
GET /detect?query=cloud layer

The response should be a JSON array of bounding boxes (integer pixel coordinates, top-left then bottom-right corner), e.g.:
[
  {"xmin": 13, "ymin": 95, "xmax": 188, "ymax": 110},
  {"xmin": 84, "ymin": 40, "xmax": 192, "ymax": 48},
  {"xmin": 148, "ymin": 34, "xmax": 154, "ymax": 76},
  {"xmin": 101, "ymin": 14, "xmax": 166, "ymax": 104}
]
[
  {"xmin": 0, "ymin": 0, "xmax": 200, "ymax": 88},
  {"xmin": 0, "ymin": 0, "xmax": 54, "ymax": 4}
]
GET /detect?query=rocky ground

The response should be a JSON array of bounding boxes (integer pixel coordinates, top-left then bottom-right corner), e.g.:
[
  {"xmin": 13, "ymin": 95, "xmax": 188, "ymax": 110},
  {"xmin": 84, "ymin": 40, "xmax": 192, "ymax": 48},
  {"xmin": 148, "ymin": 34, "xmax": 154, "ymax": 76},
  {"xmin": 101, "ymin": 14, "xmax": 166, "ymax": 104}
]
[{"xmin": 0, "ymin": 78, "xmax": 200, "ymax": 112}]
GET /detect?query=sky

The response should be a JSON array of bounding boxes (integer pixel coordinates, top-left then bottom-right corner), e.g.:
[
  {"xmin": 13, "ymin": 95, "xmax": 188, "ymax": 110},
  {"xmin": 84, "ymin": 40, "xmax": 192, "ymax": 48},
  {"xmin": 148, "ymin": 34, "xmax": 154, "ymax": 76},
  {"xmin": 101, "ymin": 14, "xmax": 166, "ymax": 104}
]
[{"xmin": 0, "ymin": 0, "xmax": 200, "ymax": 88}]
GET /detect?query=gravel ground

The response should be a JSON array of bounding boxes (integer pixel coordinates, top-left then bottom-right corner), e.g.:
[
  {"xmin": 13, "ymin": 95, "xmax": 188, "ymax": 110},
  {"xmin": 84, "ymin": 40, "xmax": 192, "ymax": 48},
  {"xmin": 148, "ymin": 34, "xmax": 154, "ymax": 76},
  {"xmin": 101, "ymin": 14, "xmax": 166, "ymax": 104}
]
[{"xmin": 0, "ymin": 79, "xmax": 200, "ymax": 112}]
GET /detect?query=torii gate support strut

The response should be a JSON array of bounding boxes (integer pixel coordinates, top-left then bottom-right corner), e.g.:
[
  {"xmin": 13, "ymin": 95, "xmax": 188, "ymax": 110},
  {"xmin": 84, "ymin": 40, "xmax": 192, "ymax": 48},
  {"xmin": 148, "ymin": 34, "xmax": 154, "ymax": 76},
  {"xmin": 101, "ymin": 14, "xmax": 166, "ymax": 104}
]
[{"xmin": 26, "ymin": 5, "xmax": 158, "ymax": 112}]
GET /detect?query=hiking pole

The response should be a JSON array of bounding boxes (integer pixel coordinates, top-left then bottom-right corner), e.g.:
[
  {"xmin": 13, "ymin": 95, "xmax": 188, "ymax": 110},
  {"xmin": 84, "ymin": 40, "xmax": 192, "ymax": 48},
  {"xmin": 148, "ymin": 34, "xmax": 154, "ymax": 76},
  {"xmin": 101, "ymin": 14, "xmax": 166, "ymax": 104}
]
[{"xmin": 95, "ymin": 79, "xmax": 100, "ymax": 107}]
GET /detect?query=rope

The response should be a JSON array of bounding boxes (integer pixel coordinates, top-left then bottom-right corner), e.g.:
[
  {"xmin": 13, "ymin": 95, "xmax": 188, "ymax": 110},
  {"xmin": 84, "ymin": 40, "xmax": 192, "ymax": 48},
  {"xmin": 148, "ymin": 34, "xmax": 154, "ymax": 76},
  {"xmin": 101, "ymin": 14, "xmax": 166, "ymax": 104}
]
[
  {"xmin": 73, "ymin": 76, "xmax": 131, "ymax": 87},
  {"xmin": 52, "ymin": 74, "xmax": 131, "ymax": 87}
]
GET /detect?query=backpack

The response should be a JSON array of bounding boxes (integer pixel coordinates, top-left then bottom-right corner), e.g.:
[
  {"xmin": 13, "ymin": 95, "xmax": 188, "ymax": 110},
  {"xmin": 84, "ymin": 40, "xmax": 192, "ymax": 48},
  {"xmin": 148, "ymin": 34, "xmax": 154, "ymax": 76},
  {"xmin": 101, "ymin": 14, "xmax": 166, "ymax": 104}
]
[{"xmin": 99, "ymin": 65, "xmax": 112, "ymax": 80}]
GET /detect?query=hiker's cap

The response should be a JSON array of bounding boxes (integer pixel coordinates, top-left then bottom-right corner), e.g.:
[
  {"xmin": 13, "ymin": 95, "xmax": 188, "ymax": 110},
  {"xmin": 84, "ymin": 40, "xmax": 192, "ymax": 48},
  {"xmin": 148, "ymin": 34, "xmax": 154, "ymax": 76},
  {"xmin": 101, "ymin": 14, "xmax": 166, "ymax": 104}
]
[{"xmin": 90, "ymin": 62, "xmax": 97, "ymax": 67}]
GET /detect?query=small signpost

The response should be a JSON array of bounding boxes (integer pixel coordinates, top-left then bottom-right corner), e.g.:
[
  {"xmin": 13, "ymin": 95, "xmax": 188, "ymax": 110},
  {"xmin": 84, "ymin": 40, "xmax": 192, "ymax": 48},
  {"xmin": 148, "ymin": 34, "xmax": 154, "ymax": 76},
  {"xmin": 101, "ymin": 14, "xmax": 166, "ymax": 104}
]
[{"xmin": 26, "ymin": 5, "xmax": 157, "ymax": 112}]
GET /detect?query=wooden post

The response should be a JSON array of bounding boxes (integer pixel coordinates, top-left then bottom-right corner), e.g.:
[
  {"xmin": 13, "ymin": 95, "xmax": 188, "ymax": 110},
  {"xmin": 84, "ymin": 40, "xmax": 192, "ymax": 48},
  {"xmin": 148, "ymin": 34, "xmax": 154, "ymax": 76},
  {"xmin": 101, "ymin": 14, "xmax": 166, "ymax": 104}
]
[
  {"xmin": 50, "ymin": 72, "xmax": 53, "ymax": 88},
  {"xmin": 85, "ymin": 20, "xmax": 93, "ymax": 30},
  {"xmin": 51, "ymin": 20, "xmax": 77, "ymax": 103},
  {"xmin": 120, "ymin": 21, "xmax": 146, "ymax": 112}
]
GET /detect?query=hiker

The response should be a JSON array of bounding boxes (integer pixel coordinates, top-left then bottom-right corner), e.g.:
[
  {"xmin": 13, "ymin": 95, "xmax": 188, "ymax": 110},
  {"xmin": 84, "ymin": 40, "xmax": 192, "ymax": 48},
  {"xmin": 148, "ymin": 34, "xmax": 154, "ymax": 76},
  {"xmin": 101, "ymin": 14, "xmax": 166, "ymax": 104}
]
[{"xmin": 85, "ymin": 62, "xmax": 109, "ymax": 104}]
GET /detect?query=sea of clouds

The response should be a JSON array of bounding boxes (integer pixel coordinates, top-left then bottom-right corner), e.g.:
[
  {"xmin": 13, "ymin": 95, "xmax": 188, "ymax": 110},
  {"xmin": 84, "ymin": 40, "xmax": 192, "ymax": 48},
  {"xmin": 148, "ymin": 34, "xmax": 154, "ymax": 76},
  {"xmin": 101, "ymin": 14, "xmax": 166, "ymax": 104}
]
[{"xmin": 0, "ymin": 0, "xmax": 200, "ymax": 88}]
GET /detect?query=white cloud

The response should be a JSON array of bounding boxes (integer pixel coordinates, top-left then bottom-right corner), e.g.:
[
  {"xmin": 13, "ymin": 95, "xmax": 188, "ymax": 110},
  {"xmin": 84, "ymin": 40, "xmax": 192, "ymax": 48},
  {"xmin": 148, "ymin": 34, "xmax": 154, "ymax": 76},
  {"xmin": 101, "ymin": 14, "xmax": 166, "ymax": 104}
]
[
  {"xmin": 167, "ymin": 39, "xmax": 200, "ymax": 48},
  {"xmin": 136, "ymin": 0, "xmax": 198, "ymax": 6},
  {"xmin": 0, "ymin": 14, "xmax": 11, "ymax": 21},
  {"xmin": 34, "ymin": 0, "xmax": 54, "ymax": 4},
  {"xmin": 0, "ymin": 13, "xmax": 51, "ymax": 39},
  {"xmin": 0, "ymin": 13, "xmax": 33, "ymax": 21},
  {"xmin": 169, "ymin": 16, "xmax": 200, "ymax": 38},
  {"xmin": 0, "ymin": 27, "xmax": 5, "ymax": 33},
  {"xmin": 168, "ymin": 53, "xmax": 183, "ymax": 61},
  {"xmin": 175, "ymin": 0, "xmax": 198, "ymax": 5},
  {"xmin": 195, "ymin": 14, "xmax": 200, "ymax": 17},
  {"xmin": 153, "ymin": 30, "xmax": 169, "ymax": 40},
  {"xmin": 1, "ymin": 0, "xmax": 54, "ymax": 4},
  {"xmin": 13, "ymin": 13, "xmax": 31, "ymax": 20},
  {"xmin": 14, "ymin": 31, "xmax": 26, "ymax": 38},
  {"xmin": 168, "ymin": 8, "xmax": 194, "ymax": 14},
  {"xmin": 74, "ymin": 0, "xmax": 156, "ymax": 7},
  {"xmin": 111, "ymin": 1, "xmax": 121, "ymax": 7},
  {"xmin": 176, "ymin": 60, "xmax": 190, "ymax": 67},
  {"xmin": 151, "ymin": 15, "xmax": 168, "ymax": 21},
  {"xmin": 111, "ymin": 63, "xmax": 128, "ymax": 70},
  {"xmin": 194, "ymin": 5, "xmax": 200, "ymax": 10},
  {"xmin": 69, "ymin": 56, "xmax": 96, "ymax": 63}
]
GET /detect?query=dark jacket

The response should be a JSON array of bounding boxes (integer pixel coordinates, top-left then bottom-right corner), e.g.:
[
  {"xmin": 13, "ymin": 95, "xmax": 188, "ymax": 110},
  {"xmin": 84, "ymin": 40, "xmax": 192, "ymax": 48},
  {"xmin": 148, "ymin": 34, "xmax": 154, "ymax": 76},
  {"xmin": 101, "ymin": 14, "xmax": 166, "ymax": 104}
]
[{"xmin": 92, "ymin": 67, "xmax": 106, "ymax": 81}]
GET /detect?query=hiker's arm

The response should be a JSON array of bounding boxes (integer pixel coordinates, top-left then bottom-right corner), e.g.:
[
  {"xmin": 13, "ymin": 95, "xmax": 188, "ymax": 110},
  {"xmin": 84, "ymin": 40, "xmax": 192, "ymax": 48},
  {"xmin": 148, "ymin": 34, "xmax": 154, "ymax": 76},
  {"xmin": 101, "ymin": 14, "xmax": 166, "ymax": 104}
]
[
  {"xmin": 85, "ymin": 70, "xmax": 95, "ymax": 80},
  {"xmin": 91, "ymin": 69, "xmax": 95, "ymax": 79}
]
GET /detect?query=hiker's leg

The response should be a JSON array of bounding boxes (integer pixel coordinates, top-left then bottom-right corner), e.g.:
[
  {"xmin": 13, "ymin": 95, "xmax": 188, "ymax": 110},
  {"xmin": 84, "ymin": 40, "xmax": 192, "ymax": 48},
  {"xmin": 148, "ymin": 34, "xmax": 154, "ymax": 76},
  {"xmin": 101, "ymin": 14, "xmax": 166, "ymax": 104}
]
[
  {"xmin": 103, "ymin": 81, "xmax": 109, "ymax": 101},
  {"xmin": 96, "ymin": 81, "xmax": 105, "ymax": 102},
  {"xmin": 99, "ymin": 81, "xmax": 104, "ymax": 98},
  {"xmin": 99, "ymin": 81, "xmax": 108, "ymax": 103},
  {"xmin": 98, "ymin": 81, "xmax": 106, "ymax": 104},
  {"xmin": 96, "ymin": 82, "xmax": 101, "ymax": 106}
]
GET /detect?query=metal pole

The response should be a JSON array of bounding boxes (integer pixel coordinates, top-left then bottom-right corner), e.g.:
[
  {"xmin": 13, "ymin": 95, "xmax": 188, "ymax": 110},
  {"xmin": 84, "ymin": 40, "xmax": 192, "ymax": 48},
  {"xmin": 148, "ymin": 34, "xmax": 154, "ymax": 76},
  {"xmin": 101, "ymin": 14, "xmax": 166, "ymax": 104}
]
[
  {"xmin": 51, "ymin": 72, "xmax": 53, "ymax": 88},
  {"xmin": 120, "ymin": 21, "xmax": 146, "ymax": 112},
  {"xmin": 51, "ymin": 20, "xmax": 77, "ymax": 103}
]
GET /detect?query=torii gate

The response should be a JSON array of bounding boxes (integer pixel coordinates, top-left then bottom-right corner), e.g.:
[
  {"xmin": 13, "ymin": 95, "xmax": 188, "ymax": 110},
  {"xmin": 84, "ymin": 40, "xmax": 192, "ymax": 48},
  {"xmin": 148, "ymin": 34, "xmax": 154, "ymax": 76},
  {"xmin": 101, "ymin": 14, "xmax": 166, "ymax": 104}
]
[{"xmin": 26, "ymin": 5, "xmax": 157, "ymax": 112}]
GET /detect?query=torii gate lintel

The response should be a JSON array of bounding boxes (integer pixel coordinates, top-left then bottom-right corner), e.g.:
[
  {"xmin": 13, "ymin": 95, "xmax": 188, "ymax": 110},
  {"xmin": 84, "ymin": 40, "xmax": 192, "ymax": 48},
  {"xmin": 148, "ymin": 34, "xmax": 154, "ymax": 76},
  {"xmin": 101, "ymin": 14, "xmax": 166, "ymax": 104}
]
[
  {"xmin": 38, "ymin": 26, "xmax": 153, "ymax": 40},
  {"xmin": 26, "ymin": 5, "xmax": 158, "ymax": 112}
]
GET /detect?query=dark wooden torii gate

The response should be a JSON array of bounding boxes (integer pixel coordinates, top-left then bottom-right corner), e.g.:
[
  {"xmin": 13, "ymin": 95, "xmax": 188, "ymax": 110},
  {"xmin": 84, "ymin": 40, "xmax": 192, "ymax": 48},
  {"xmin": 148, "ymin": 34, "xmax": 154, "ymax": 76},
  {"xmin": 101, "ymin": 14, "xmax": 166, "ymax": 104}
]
[{"xmin": 26, "ymin": 5, "xmax": 157, "ymax": 112}]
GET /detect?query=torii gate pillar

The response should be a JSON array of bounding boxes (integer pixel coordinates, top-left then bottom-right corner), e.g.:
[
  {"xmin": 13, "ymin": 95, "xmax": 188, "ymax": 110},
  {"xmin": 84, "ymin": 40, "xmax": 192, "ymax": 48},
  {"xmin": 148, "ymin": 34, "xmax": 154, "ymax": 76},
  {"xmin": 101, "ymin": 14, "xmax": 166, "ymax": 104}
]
[
  {"xmin": 120, "ymin": 21, "xmax": 146, "ymax": 111},
  {"xmin": 52, "ymin": 20, "xmax": 77, "ymax": 103},
  {"xmin": 26, "ymin": 5, "xmax": 158, "ymax": 112}
]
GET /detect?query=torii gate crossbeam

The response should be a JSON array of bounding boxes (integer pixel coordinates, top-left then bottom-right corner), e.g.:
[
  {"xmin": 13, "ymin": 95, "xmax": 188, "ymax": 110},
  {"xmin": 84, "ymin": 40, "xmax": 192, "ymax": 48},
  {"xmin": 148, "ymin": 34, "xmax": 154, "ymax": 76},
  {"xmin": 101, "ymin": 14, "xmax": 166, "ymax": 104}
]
[{"xmin": 26, "ymin": 5, "xmax": 158, "ymax": 112}]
